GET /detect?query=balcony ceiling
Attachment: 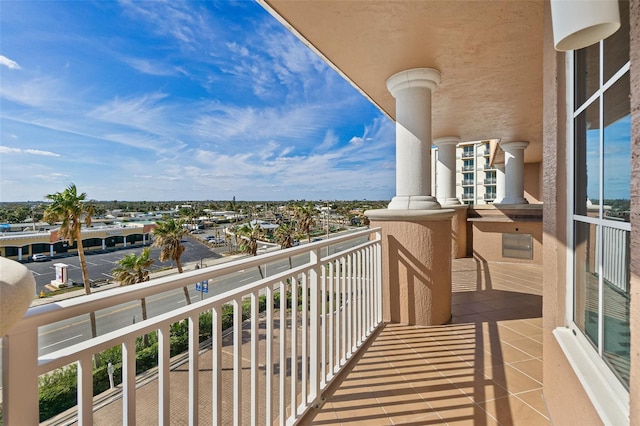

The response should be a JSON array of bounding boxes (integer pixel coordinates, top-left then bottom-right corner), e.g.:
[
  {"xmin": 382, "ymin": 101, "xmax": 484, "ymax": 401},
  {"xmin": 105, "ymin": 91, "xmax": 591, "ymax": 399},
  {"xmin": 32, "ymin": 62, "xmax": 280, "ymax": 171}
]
[{"xmin": 260, "ymin": 0, "xmax": 544, "ymax": 163}]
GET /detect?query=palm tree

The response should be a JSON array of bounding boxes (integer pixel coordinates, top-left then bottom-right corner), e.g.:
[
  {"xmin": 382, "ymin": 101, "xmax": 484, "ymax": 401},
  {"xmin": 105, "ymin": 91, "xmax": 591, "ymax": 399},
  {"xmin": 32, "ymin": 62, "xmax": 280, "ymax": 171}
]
[
  {"xmin": 295, "ymin": 203, "xmax": 316, "ymax": 243},
  {"xmin": 237, "ymin": 223, "xmax": 264, "ymax": 278},
  {"xmin": 43, "ymin": 183, "xmax": 99, "ymax": 363},
  {"xmin": 152, "ymin": 219, "xmax": 191, "ymax": 304},
  {"xmin": 275, "ymin": 223, "xmax": 295, "ymax": 269},
  {"xmin": 112, "ymin": 248, "xmax": 154, "ymax": 346}
]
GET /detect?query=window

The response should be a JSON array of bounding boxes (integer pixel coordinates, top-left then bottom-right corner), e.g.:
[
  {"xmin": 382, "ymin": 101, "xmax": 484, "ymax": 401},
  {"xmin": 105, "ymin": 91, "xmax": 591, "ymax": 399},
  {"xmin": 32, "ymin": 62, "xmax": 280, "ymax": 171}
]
[{"xmin": 571, "ymin": 0, "xmax": 630, "ymax": 390}]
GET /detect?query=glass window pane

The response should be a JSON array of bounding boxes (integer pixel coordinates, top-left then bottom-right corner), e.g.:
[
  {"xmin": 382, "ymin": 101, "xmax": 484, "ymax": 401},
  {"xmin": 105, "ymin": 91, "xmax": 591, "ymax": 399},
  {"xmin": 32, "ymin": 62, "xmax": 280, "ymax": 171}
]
[
  {"xmin": 574, "ymin": 101, "xmax": 600, "ymax": 216},
  {"xmin": 603, "ymin": 0, "xmax": 629, "ymax": 83},
  {"xmin": 603, "ymin": 72, "xmax": 631, "ymax": 222},
  {"xmin": 574, "ymin": 221, "xmax": 599, "ymax": 348},
  {"xmin": 602, "ymin": 226, "xmax": 631, "ymax": 389},
  {"xmin": 575, "ymin": 43, "xmax": 600, "ymax": 108}
]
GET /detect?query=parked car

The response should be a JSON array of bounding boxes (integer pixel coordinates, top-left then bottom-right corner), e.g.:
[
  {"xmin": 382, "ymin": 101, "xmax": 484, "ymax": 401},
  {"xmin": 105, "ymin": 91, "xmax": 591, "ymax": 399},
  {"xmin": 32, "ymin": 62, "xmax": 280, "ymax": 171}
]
[
  {"xmin": 311, "ymin": 237, "xmax": 323, "ymax": 242},
  {"xmin": 32, "ymin": 254, "xmax": 48, "ymax": 262}
]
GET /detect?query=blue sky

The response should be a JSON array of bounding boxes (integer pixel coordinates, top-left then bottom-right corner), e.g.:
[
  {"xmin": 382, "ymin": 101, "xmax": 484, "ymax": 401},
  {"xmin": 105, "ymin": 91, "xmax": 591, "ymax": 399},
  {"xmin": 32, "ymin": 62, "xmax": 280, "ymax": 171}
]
[{"xmin": 0, "ymin": 1, "xmax": 395, "ymax": 202}]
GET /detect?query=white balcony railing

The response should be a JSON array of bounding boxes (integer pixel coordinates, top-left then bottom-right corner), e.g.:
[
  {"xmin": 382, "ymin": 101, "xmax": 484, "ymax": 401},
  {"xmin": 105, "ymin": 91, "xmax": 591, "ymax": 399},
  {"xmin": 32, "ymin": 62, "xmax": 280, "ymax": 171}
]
[
  {"xmin": 595, "ymin": 224, "xmax": 630, "ymax": 293},
  {"xmin": 2, "ymin": 228, "xmax": 383, "ymax": 425}
]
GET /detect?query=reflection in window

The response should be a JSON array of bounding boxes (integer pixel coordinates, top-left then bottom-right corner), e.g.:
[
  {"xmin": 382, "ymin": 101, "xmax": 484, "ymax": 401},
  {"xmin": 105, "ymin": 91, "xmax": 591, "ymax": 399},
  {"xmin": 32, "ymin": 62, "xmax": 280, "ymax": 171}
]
[
  {"xmin": 603, "ymin": 73, "xmax": 631, "ymax": 222},
  {"xmin": 574, "ymin": 221, "xmax": 599, "ymax": 349},
  {"xmin": 574, "ymin": 101, "xmax": 600, "ymax": 216}
]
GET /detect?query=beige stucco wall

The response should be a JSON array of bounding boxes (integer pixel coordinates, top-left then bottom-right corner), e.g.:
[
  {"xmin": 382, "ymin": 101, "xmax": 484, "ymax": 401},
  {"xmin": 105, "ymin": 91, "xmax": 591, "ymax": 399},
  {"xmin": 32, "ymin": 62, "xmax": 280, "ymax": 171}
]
[
  {"xmin": 471, "ymin": 220, "xmax": 542, "ymax": 265},
  {"xmin": 542, "ymin": 1, "xmax": 640, "ymax": 424},
  {"xmin": 369, "ymin": 212, "xmax": 453, "ymax": 326},
  {"xmin": 628, "ymin": 1, "xmax": 639, "ymax": 423},
  {"xmin": 451, "ymin": 205, "xmax": 468, "ymax": 258},
  {"xmin": 524, "ymin": 162, "xmax": 543, "ymax": 203}
]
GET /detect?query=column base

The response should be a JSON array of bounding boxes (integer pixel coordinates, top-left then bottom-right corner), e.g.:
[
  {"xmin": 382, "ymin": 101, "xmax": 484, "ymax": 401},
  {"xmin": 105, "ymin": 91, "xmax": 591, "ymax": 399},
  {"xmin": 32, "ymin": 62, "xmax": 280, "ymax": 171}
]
[
  {"xmin": 494, "ymin": 197, "xmax": 529, "ymax": 205},
  {"xmin": 388, "ymin": 195, "xmax": 441, "ymax": 210},
  {"xmin": 441, "ymin": 197, "xmax": 462, "ymax": 206}
]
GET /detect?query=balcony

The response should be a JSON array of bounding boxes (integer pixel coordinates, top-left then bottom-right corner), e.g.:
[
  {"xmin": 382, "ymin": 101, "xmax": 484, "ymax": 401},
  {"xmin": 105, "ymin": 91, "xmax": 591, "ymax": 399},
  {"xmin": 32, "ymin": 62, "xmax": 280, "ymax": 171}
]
[
  {"xmin": 484, "ymin": 193, "xmax": 497, "ymax": 201},
  {"xmin": 1, "ymin": 230, "xmax": 548, "ymax": 425},
  {"xmin": 462, "ymin": 165, "xmax": 475, "ymax": 172},
  {"xmin": 484, "ymin": 178, "xmax": 497, "ymax": 185},
  {"xmin": 461, "ymin": 150, "xmax": 474, "ymax": 159},
  {"xmin": 461, "ymin": 179, "xmax": 474, "ymax": 186}
]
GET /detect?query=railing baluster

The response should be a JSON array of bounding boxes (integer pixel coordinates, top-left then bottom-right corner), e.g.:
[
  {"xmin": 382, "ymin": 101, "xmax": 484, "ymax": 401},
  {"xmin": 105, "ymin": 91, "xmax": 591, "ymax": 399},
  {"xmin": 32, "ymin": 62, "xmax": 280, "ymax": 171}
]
[
  {"xmin": 279, "ymin": 279, "xmax": 286, "ymax": 426},
  {"xmin": 212, "ymin": 305, "xmax": 222, "ymax": 426},
  {"xmin": 376, "ymin": 231, "xmax": 383, "ymax": 324},
  {"xmin": 122, "ymin": 336, "xmax": 137, "ymax": 425},
  {"xmin": 290, "ymin": 274, "xmax": 298, "ymax": 418},
  {"xmin": 341, "ymin": 256, "xmax": 346, "ymax": 366},
  {"xmin": 77, "ymin": 353, "xmax": 93, "ymax": 425},
  {"xmin": 251, "ymin": 291, "xmax": 259, "ymax": 425},
  {"xmin": 320, "ymin": 260, "xmax": 327, "ymax": 388},
  {"xmin": 158, "ymin": 325, "xmax": 171, "ymax": 425},
  {"xmin": 189, "ymin": 314, "xmax": 199, "ymax": 425},
  {"xmin": 301, "ymin": 272, "xmax": 309, "ymax": 407},
  {"xmin": 233, "ymin": 298, "xmax": 242, "ymax": 426},
  {"xmin": 328, "ymin": 260, "xmax": 334, "ymax": 380},
  {"xmin": 309, "ymin": 248, "xmax": 321, "ymax": 404},
  {"xmin": 265, "ymin": 284, "xmax": 274, "ymax": 425}
]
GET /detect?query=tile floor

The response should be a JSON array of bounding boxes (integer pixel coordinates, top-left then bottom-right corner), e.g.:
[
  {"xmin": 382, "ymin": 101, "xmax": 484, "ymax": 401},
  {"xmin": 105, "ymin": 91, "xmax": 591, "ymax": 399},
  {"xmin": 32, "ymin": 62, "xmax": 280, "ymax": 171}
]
[{"xmin": 302, "ymin": 258, "xmax": 548, "ymax": 425}]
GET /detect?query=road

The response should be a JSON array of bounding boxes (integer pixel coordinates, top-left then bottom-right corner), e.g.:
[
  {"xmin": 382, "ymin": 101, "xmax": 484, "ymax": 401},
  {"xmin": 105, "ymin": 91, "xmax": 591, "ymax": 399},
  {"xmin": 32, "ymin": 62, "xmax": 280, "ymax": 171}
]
[{"xmin": 26, "ymin": 236, "xmax": 223, "ymax": 295}]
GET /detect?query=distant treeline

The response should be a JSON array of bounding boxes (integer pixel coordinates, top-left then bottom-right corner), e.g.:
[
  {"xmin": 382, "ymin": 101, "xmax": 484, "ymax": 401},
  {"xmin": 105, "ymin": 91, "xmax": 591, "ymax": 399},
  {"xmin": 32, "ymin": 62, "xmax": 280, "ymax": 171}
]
[{"xmin": 0, "ymin": 199, "xmax": 389, "ymax": 224}]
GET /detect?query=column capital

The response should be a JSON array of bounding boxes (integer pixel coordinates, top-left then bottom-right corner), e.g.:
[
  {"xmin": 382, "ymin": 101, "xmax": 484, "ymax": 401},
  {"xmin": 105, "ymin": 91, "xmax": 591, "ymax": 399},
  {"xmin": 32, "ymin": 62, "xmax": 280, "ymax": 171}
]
[
  {"xmin": 386, "ymin": 68, "xmax": 441, "ymax": 96},
  {"xmin": 500, "ymin": 141, "xmax": 529, "ymax": 153},
  {"xmin": 433, "ymin": 136, "xmax": 460, "ymax": 147}
]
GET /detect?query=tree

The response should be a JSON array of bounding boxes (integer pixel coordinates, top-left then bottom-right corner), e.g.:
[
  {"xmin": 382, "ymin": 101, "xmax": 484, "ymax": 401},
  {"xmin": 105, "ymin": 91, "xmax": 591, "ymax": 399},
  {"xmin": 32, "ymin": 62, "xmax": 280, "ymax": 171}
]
[
  {"xmin": 275, "ymin": 223, "xmax": 295, "ymax": 269},
  {"xmin": 237, "ymin": 223, "xmax": 264, "ymax": 278},
  {"xmin": 43, "ymin": 184, "xmax": 99, "ymax": 364},
  {"xmin": 295, "ymin": 203, "xmax": 316, "ymax": 243},
  {"xmin": 152, "ymin": 219, "xmax": 191, "ymax": 304},
  {"xmin": 112, "ymin": 248, "xmax": 154, "ymax": 346}
]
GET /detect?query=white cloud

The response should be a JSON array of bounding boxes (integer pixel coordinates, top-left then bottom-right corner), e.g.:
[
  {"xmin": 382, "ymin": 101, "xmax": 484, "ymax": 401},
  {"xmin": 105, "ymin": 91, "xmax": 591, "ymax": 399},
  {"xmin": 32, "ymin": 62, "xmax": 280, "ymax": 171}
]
[
  {"xmin": 123, "ymin": 57, "xmax": 186, "ymax": 77},
  {"xmin": 0, "ymin": 55, "xmax": 21, "ymax": 70},
  {"xmin": 0, "ymin": 146, "xmax": 60, "ymax": 157}
]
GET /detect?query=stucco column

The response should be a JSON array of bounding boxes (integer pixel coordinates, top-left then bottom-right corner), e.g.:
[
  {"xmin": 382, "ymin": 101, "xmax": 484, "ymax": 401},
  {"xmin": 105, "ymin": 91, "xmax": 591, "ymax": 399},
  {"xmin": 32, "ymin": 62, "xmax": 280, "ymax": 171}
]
[
  {"xmin": 496, "ymin": 141, "xmax": 529, "ymax": 205},
  {"xmin": 434, "ymin": 136, "xmax": 461, "ymax": 205},
  {"xmin": 494, "ymin": 163, "xmax": 506, "ymax": 204},
  {"xmin": 386, "ymin": 68, "xmax": 441, "ymax": 210},
  {"xmin": 366, "ymin": 209, "xmax": 456, "ymax": 325},
  {"xmin": 102, "ymin": 239, "xmax": 106, "ymax": 250},
  {"xmin": 17, "ymin": 247, "xmax": 22, "ymax": 261}
]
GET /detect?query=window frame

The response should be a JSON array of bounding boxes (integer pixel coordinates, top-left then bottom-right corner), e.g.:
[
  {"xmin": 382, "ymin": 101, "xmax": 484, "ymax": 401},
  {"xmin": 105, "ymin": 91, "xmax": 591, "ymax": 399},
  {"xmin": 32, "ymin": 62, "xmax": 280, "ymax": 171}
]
[{"xmin": 561, "ymin": 39, "xmax": 630, "ymax": 422}]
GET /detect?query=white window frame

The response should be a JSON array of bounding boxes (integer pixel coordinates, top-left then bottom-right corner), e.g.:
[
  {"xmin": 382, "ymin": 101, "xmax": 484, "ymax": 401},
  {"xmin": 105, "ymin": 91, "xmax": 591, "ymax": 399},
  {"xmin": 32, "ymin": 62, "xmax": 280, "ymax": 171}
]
[{"xmin": 557, "ymin": 41, "xmax": 630, "ymax": 425}]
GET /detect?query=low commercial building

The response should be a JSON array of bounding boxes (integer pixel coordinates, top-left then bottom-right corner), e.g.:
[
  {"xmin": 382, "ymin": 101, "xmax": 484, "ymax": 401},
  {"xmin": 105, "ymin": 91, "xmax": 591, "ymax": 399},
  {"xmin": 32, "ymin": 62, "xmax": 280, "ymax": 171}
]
[{"xmin": 0, "ymin": 222, "xmax": 156, "ymax": 261}]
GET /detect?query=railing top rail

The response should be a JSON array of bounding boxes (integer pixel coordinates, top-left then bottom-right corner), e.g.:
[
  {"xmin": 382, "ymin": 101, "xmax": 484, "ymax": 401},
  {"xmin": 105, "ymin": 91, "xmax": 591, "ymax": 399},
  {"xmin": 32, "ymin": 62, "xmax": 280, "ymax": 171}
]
[{"xmin": 10, "ymin": 227, "xmax": 381, "ymax": 333}]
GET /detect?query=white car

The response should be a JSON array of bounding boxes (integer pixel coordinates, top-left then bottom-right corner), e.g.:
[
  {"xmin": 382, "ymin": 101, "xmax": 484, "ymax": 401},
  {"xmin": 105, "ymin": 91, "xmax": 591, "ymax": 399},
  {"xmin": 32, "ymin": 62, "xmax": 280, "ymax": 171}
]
[{"xmin": 32, "ymin": 254, "xmax": 48, "ymax": 262}]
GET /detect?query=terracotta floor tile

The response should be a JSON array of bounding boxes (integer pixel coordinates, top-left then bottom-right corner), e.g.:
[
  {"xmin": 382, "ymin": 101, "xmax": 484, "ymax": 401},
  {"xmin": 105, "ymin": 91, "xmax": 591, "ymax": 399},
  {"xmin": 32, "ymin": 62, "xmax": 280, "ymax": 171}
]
[
  {"xmin": 440, "ymin": 406, "xmax": 499, "ymax": 426},
  {"xmin": 486, "ymin": 341, "xmax": 534, "ymax": 364},
  {"xmin": 505, "ymin": 337, "xmax": 543, "ymax": 359},
  {"xmin": 514, "ymin": 389, "xmax": 549, "ymax": 419},
  {"xmin": 487, "ymin": 364, "xmax": 544, "ymax": 394},
  {"xmin": 481, "ymin": 394, "xmax": 551, "ymax": 426},
  {"xmin": 498, "ymin": 319, "xmax": 544, "ymax": 336},
  {"xmin": 510, "ymin": 359, "xmax": 543, "ymax": 384}
]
